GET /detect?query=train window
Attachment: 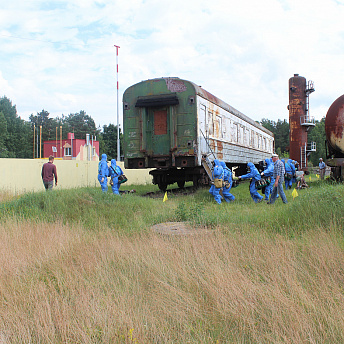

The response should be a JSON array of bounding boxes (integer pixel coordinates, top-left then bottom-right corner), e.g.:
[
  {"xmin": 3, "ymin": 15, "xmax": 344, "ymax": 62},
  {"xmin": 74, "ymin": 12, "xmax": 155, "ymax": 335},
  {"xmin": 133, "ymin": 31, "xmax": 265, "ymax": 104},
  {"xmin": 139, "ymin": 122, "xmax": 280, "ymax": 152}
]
[
  {"xmin": 238, "ymin": 126, "xmax": 243, "ymax": 144},
  {"xmin": 199, "ymin": 105, "xmax": 207, "ymax": 136},
  {"xmin": 208, "ymin": 111, "xmax": 213, "ymax": 135},
  {"xmin": 232, "ymin": 123, "xmax": 237, "ymax": 142},
  {"xmin": 245, "ymin": 129, "xmax": 250, "ymax": 146},
  {"xmin": 154, "ymin": 110, "xmax": 167, "ymax": 135},
  {"xmin": 215, "ymin": 115, "xmax": 222, "ymax": 138},
  {"xmin": 226, "ymin": 119, "xmax": 231, "ymax": 141}
]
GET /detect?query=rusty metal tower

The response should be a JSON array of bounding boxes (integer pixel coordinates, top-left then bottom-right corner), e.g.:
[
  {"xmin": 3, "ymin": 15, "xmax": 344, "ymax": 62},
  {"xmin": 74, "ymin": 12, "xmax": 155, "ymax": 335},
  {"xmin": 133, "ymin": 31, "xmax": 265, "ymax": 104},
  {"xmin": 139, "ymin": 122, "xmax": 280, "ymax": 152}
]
[{"xmin": 288, "ymin": 74, "xmax": 316, "ymax": 169}]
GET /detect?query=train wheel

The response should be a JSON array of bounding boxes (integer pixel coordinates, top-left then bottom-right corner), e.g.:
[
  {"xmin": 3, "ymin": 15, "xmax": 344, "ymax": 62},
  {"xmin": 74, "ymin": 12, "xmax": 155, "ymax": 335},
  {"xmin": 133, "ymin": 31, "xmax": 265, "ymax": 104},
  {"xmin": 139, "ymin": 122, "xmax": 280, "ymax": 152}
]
[
  {"xmin": 177, "ymin": 180, "xmax": 185, "ymax": 189},
  {"xmin": 193, "ymin": 175, "xmax": 199, "ymax": 188},
  {"xmin": 158, "ymin": 182, "xmax": 167, "ymax": 192}
]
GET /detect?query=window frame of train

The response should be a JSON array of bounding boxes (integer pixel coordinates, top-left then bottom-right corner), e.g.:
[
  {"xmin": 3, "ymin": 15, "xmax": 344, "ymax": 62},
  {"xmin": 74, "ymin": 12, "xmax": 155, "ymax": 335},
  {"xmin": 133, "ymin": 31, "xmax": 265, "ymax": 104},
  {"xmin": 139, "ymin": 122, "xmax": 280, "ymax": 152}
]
[{"xmin": 199, "ymin": 104, "xmax": 208, "ymax": 154}]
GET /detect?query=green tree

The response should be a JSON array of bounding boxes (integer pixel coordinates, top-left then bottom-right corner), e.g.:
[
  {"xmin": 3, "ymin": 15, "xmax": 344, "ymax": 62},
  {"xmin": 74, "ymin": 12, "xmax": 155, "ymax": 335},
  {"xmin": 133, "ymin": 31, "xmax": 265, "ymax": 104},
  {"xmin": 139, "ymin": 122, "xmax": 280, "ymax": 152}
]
[
  {"xmin": 29, "ymin": 110, "xmax": 58, "ymax": 142},
  {"xmin": 61, "ymin": 110, "xmax": 100, "ymax": 139},
  {"xmin": 101, "ymin": 124, "xmax": 123, "ymax": 160},
  {"xmin": 260, "ymin": 118, "xmax": 275, "ymax": 133},
  {"xmin": 308, "ymin": 117, "xmax": 326, "ymax": 166},
  {"xmin": 260, "ymin": 118, "xmax": 290, "ymax": 155},
  {"xmin": 275, "ymin": 119, "xmax": 290, "ymax": 154},
  {"xmin": 0, "ymin": 111, "xmax": 9, "ymax": 157},
  {"xmin": 29, "ymin": 110, "xmax": 59, "ymax": 156},
  {"xmin": 0, "ymin": 96, "xmax": 33, "ymax": 158}
]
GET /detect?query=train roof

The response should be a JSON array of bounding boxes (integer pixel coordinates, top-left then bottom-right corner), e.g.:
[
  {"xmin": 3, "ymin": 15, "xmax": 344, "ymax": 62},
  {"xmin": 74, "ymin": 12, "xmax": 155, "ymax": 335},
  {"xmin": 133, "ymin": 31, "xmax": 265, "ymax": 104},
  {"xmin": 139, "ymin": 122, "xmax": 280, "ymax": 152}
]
[{"xmin": 124, "ymin": 77, "xmax": 274, "ymax": 137}]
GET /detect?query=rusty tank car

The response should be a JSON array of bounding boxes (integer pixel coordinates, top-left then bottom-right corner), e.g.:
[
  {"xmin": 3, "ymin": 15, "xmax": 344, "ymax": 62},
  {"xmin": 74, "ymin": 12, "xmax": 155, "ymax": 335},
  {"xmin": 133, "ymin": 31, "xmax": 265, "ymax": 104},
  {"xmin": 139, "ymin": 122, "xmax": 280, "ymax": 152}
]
[
  {"xmin": 325, "ymin": 94, "xmax": 344, "ymax": 180},
  {"xmin": 123, "ymin": 77, "xmax": 274, "ymax": 190}
]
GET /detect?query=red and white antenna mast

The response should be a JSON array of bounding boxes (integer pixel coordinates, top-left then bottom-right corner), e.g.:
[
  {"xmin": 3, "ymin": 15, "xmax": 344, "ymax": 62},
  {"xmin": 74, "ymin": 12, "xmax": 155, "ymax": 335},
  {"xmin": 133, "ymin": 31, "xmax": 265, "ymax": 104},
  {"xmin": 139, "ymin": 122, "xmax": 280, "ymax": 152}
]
[{"xmin": 114, "ymin": 45, "xmax": 120, "ymax": 161}]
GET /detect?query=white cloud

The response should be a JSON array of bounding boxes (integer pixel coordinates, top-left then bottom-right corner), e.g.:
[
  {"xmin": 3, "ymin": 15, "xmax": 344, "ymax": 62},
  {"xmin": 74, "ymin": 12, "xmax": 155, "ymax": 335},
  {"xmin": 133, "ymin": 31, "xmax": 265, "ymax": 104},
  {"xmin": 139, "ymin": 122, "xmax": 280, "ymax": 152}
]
[{"xmin": 0, "ymin": 0, "xmax": 343, "ymax": 127}]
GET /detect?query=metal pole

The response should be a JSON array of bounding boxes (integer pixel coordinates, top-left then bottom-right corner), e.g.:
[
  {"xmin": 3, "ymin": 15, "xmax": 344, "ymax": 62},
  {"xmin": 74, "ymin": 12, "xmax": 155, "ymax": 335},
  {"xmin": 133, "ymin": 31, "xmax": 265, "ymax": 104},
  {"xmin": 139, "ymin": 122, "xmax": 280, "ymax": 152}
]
[
  {"xmin": 39, "ymin": 125, "xmax": 42, "ymax": 158},
  {"xmin": 56, "ymin": 127, "xmax": 57, "ymax": 158},
  {"xmin": 114, "ymin": 45, "xmax": 120, "ymax": 161},
  {"xmin": 33, "ymin": 125, "xmax": 35, "ymax": 159},
  {"xmin": 60, "ymin": 126, "xmax": 62, "ymax": 158},
  {"xmin": 36, "ymin": 123, "xmax": 39, "ymax": 158}
]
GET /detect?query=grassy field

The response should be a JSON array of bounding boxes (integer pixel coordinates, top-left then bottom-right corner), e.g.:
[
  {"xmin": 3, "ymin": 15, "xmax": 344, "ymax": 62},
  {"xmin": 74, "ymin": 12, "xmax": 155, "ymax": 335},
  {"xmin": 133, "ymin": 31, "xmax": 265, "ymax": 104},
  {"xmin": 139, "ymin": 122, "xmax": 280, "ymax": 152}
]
[{"xmin": 0, "ymin": 177, "xmax": 344, "ymax": 343}]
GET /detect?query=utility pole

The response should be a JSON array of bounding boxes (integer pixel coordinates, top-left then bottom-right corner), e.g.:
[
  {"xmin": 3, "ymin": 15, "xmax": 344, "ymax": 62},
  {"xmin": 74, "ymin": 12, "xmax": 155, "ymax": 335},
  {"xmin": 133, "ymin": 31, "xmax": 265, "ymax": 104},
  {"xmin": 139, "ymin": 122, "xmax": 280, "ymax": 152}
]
[
  {"xmin": 114, "ymin": 45, "xmax": 120, "ymax": 161},
  {"xmin": 33, "ymin": 125, "xmax": 35, "ymax": 159},
  {"xmin": 60, "ymin": 126, "xmax": 62, "ymax": 158},
  {"xmin": 39, "ymin": 126, "xmax": 42, "ymax": 158}
]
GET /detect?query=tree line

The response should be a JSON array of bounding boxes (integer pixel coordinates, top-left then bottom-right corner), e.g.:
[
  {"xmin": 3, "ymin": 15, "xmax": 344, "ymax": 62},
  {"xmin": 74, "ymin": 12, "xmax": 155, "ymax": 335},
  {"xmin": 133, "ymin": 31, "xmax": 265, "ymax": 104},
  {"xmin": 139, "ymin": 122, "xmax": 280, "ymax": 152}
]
[
  {"xmin": 0, "ymin": 96, "xmax": 122, "ymax": 160},
  {"xmin": 0, "ymin": 95, "xmax": 326, "ymax": 166},
  {"xmin": 260, "ymin": 118, "xmax": 326, "ymax": 166}
]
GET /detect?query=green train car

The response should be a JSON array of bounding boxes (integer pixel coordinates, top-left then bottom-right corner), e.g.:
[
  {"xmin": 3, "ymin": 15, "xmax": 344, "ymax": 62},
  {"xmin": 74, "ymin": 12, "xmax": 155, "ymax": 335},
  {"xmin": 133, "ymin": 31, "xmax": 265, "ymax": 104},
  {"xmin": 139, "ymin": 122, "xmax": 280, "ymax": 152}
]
[{"xmin": 123, "ymin": 77, "xmax": 274, "ymax": 190}]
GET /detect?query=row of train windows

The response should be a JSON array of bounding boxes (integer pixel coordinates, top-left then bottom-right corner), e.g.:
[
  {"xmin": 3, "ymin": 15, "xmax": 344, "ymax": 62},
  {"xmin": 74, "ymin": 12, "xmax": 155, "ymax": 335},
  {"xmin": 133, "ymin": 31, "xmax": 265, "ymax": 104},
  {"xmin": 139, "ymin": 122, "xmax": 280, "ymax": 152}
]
[{"xmin": 203, "ymin": 109, "xmax": 272, "ymax": 151}]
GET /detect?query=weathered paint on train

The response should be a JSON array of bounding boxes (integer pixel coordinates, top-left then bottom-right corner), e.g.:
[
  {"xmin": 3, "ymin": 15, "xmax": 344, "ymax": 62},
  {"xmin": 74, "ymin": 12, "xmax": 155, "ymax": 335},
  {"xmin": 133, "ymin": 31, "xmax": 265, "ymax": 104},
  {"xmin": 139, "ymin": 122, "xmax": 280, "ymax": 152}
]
[
  {"xmin": 325, "ymin": 94, "xmax": 344, "ymax": 181},
  {"xmin": 123, "ymin": 77, "xmax": 274, "ymax": 189}
]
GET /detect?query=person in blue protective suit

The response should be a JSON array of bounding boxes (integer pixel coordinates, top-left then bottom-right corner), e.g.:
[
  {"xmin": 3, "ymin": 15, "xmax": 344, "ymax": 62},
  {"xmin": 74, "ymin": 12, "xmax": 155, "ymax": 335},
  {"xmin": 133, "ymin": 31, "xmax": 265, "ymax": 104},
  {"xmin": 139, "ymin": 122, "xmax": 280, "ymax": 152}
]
[
  {"xmin": 291, "ymin": 160, "xmax": 297, "ymax": 184},
  {"xmin": 219, "ymin": 161, "xmax": 235, "ymax": 203},
  {"xmin": 209, "ymin": 159, "xmax": 224, "ymax": 204},
  {"xmin": 284, "ymin": 159, "xmax": 295, "ymax": 189},
  {"xmin": 108, "ymin": 159, "xmax": 123, "ymax": 195},
  {"xmin": 261, "ymin": 158, "xmax": 275, "ymax": 201},
  {"xmin": 238, "ymin": 162, "xmax": 264, "ymax": 203},
  {"xmin": 98, "ymin": 153, "xmax": 109, "ymax": 193}
]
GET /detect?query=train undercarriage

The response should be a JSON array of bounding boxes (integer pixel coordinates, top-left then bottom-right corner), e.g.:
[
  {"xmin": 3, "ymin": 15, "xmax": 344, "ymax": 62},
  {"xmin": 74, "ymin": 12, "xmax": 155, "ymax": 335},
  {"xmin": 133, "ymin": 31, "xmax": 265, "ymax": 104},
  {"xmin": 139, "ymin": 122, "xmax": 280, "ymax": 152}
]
[
  {"xmin": 149, "ymin": 162, "xmax": 251, "ymax": 191},
  {"xmin": 149, "ymin": 167, "xmax": 209, "ymax": 191}
]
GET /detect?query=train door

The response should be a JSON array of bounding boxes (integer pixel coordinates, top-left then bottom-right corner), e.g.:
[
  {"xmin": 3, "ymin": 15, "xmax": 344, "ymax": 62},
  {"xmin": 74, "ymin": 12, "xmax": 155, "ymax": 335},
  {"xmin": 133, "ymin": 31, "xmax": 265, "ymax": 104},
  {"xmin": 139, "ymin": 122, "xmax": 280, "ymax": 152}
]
[
  {"xmin": 146, "ymin": 107, "xmax": 171, "ymax": 155},
  {"xmin": 199, "ymin": 104, "xmax": 207, "ymax": 154}
]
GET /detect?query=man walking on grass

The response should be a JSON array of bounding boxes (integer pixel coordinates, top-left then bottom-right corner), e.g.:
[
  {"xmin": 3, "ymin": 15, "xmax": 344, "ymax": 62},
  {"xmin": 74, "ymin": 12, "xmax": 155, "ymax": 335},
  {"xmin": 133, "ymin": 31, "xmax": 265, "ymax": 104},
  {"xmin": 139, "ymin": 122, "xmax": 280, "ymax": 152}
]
[
  {"xmin": 268, "ymin": 153, "xmax": 288, "ymax": 204},
  {"xmin": 319, "ymin": 158, "xmax": 326, "ymax": 180},
  {"xmin": 41, "ymin": 155, "xmax": 58, "ymax": 191}
]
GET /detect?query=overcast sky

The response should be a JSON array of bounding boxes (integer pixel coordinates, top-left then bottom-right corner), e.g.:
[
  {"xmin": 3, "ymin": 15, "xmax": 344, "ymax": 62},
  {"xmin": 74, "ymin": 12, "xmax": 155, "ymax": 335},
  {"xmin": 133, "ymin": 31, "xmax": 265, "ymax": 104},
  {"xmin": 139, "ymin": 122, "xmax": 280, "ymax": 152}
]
[{"xmin": 1, "ymin": 0, "xmax": 343, "ymax": 129}]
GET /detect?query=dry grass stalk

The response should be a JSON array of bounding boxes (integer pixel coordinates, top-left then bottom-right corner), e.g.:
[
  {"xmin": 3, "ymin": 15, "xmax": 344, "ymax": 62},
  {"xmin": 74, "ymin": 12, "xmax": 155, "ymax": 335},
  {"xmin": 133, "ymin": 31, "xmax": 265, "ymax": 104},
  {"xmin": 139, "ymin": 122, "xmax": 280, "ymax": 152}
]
[{"xmin": 0, "ymin": 219, "xmax": 344, "ymax": 343}]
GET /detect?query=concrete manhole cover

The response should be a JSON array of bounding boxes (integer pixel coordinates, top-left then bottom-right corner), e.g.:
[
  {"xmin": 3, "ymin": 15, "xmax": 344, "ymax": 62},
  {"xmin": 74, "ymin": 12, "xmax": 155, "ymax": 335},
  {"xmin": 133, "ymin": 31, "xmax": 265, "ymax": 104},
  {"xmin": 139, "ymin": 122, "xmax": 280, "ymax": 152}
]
[{"xmin": 151, "ymin": 222, "xmax": 209, "ymax": 235}]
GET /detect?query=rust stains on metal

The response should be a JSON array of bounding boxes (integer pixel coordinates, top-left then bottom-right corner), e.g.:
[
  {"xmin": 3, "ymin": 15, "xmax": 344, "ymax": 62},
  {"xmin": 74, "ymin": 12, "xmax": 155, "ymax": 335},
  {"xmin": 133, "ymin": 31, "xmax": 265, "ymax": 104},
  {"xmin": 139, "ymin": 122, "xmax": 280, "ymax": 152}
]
[
  {"xmin": 164, "ymin": 78, "xmax": 187, "ymax": 93},
  {"xmin": 209, "ymin": 139, "xmax": 215, "ymax": 152},
  {"xmin": 217, "ymin": 141, "xmax": 223, "ymax": 159},
  {"xmin": 288, "ymin": 75, "xmax": 308, "ymax": 164},
  {"xmin": 325, "ymin": 94, "xmax": 344, "ymax": 154},
  {"xmin": 199, "ymin": 88, "xmax": 221, "ymax": 104}
]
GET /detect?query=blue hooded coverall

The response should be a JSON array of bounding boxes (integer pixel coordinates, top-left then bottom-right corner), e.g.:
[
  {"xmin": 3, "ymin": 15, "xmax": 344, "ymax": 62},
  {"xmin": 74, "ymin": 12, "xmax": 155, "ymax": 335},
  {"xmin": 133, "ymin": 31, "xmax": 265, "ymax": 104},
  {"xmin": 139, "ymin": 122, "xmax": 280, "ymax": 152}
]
[
  {"xmin": 108, "ymin": 159, "xmax": 123, "ymax": 195},
  {"xmin": 209, "ymin": 159, "xmax": 224, "ymax": 204},
  {"xmin": 284, "ymin": 159, "xmax": 295, "ymax": 189},
  {"xmin": 219, "ymin": 161, "xmax": 235, "ymax": 202},
  {"xmin": 292, "ymin": 160, "xmax": 297, "ymax": 183},
  {"xmin": 98, "ymin": 153, "xmax": 109, "ymax": 192},
  {"xmin": 240, "ymin": 162, "xmax": 263, "ymax": 203},
  {"xmin": 262, "ymin": 158, "xmax": 275, "ymax": 201}
]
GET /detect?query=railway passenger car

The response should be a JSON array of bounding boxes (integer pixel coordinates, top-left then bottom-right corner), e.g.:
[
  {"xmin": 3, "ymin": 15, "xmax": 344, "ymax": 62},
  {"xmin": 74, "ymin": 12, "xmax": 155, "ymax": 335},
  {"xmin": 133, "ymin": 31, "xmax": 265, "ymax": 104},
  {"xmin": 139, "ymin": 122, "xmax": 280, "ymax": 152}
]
[{"xmin": 123, "ymin": 77, "xmax": 274, "ymax": 190}]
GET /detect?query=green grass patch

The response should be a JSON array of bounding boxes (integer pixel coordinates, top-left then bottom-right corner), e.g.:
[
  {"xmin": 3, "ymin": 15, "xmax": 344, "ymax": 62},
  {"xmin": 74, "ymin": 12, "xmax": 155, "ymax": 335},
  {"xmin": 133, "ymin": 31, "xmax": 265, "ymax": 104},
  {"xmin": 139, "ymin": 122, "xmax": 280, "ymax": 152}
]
[{"xmin": 0, "ymin": 178, "xmax": 343, "ymax": 236}]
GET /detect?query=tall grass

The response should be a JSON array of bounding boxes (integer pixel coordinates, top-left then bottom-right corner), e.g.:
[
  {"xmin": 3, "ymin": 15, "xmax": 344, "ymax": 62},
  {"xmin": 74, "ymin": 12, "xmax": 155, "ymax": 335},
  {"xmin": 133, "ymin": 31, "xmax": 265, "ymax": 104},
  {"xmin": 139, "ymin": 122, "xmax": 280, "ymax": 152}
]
[
  {"xmin": 1, "ymin": 179, "xmax": 343, "ymax": 234},
  {"xmin": 0, "ymin": 179, "xmax": 344, "ymax": 342},
  {"xmin": 1, "ymin": 220, "xmax": 344, "ymax": 342}
]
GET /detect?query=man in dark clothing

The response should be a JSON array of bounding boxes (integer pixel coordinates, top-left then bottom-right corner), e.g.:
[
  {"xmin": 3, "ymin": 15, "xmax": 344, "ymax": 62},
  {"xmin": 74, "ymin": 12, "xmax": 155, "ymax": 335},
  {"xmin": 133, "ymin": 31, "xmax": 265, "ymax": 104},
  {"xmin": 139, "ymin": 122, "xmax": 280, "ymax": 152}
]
[{"xmin": 41, "ymin": 155, "xmax": 58, "ymax": 191}]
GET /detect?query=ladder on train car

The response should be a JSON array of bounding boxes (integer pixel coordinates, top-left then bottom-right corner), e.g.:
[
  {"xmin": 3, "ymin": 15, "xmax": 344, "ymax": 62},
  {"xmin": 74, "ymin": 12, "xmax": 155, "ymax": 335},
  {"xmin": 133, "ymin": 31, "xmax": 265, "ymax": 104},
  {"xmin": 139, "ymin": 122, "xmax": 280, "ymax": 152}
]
[
  {"xmin": 201, "ymin": 155, "xmax": 213, "ymax": 181},
  {"xmin": 200, "ymin": 129, "xmax": 216, "ymax": 182}
]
